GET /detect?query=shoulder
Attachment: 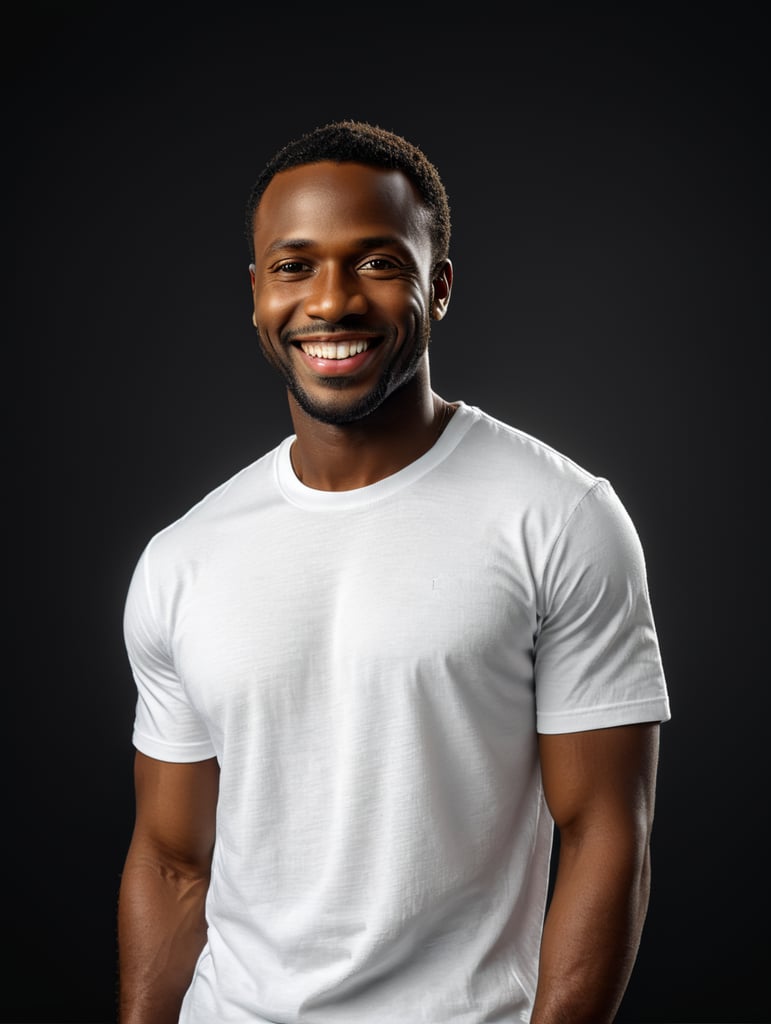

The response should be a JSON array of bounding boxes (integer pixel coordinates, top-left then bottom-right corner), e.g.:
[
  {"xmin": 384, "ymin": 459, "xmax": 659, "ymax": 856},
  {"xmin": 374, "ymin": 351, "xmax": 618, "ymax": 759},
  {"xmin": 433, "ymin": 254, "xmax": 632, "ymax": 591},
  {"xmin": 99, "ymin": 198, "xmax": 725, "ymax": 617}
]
[
  {"xmin": 453, "ymin": 403, "xmax": 604, "ymax": 510},
  {"xmin": 135, "ymin": 439, "xmax": 289, "ymax": 581}
]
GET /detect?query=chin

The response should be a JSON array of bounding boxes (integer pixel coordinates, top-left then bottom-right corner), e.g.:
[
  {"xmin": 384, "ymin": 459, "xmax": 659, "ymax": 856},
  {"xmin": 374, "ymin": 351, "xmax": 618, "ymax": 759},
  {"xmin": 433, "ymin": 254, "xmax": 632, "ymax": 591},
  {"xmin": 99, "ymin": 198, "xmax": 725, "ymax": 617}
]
[
  {"xmin": 290, "ymin": 376, "xmax": 393, "ymax": 426},
  {"xmin": 296, "ymin": 393, "xmax": 386, "ymax": 426}
]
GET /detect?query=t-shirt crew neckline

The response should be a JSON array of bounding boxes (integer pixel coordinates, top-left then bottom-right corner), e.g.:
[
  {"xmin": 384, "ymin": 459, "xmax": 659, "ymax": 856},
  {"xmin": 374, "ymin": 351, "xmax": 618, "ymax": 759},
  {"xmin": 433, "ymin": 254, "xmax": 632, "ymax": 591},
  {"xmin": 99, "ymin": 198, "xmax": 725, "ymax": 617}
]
[{"xmin": 275, "ymin": 401, "xmax": 477, "ymax": 510}]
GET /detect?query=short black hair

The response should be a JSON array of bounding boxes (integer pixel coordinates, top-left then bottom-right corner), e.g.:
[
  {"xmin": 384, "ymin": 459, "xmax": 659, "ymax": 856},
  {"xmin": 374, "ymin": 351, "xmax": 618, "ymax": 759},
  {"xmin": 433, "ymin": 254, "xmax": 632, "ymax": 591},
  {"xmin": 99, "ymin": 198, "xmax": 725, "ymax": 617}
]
[{"xmin": 244, "ymin": 120, "xmax": 451, "ymax": 274}]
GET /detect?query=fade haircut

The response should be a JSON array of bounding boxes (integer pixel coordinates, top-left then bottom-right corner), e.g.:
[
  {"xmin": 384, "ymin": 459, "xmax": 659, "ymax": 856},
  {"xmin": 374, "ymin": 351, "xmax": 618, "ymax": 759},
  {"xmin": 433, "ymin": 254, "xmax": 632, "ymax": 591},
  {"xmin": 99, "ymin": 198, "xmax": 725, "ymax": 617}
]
[{"xmin": 244, "ymin": 120, "xmax": 451, "ymax": 275}]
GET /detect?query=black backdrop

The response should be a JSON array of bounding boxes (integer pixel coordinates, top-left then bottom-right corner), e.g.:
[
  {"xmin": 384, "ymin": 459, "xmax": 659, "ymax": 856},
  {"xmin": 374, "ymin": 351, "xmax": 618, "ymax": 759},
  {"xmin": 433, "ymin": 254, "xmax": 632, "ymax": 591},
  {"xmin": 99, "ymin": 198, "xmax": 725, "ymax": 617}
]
[{"xmin": 8, "ymin": 5, "xmax": 768, "ymax": 1022}]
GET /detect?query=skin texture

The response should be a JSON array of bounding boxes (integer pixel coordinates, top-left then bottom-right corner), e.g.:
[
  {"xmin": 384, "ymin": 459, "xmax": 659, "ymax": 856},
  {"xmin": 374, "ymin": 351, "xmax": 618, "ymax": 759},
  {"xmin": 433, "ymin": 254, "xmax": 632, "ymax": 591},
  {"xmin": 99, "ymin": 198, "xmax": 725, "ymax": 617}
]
[
  {"xmin": 533, "ymin": 723, "xmax": 659, "ymax": 1023},
  {"xmin": 118, "ymin": 754, "xmax": 219, "ymax": 1024},
  {"xmin": 118, "ymin": 159, "xmax": 661, "ymax": 1022}
]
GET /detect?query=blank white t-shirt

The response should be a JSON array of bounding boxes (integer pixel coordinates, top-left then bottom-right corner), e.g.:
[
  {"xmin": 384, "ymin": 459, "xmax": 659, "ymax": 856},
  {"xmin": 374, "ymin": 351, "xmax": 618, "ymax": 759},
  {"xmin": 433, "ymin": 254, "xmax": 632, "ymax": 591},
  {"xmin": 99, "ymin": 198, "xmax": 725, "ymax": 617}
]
[{"xmin": 124, "ymin": 402, "xmax": 670, "ymax": 1023}]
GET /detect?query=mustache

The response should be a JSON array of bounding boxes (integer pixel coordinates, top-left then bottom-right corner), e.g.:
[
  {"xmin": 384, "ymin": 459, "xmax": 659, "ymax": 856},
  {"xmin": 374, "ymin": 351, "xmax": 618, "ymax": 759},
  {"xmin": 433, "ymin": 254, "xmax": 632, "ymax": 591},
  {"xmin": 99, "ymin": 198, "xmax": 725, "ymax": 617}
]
[{"xmin": 283, "ymin": 323, "xmax": 370, "ymax": 343}]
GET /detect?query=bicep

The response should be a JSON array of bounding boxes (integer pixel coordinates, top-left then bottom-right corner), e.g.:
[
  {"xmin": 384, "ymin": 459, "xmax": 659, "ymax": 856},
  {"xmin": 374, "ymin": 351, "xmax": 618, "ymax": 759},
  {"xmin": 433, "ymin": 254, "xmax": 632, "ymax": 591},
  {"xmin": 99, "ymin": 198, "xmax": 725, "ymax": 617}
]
[
  {"xmin": 130, "ymin": 751, "xmax": 220, "ymax": 871},
  {"xmin": 538, "ymin": 723, "xmax": 660, "ymax": 839}
]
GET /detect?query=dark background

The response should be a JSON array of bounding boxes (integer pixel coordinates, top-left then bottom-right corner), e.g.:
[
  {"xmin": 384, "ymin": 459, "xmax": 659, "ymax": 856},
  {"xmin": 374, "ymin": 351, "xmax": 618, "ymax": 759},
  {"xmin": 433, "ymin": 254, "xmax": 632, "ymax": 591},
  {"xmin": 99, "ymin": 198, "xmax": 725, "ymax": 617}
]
[{"xmin": 8, "ymin": 4, "xmax": 768, "ymax": 1022}]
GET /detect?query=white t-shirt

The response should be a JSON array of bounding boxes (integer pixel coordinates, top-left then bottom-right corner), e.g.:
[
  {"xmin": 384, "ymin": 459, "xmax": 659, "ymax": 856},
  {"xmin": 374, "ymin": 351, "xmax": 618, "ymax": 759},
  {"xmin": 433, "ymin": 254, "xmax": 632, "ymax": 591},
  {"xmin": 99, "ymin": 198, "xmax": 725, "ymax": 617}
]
[{"xmin": 124, "ymin": 402, "xmax": 670, "ymax": 1023}]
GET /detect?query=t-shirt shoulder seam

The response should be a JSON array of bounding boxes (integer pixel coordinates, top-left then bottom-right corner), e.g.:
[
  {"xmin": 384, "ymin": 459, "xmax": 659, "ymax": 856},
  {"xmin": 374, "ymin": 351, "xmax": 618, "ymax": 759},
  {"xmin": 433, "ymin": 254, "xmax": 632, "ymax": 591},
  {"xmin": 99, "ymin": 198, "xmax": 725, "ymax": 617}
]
[
  {"xmin": 470, "ymin": 406, "xmax": 602, "ymax": 483},
  {"xmin": 540, "ymin": 477, "xmax": 611, "ymax": 584}
]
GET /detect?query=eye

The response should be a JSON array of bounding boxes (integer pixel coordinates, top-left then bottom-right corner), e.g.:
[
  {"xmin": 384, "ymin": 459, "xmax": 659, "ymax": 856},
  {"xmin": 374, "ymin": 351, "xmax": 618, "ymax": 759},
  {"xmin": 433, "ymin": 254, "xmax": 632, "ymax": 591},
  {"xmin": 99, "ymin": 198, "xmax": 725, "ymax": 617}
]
[
  {"xmin": 358, "ymin": 256, "xmax": 401, "ymax": 273},
  {"xmin": 274, "ymin": 260, "xmax": 310, "ymax": 274}
]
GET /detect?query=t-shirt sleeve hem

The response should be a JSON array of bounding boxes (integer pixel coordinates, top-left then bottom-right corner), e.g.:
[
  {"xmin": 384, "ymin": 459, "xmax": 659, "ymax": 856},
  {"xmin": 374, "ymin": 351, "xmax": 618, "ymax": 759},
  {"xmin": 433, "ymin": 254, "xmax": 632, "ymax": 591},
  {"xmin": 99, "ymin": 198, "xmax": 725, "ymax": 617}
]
[
  {"xmin": 132, "ymin": 728, "xmax": 217, "ymax": 763},
  {"xmin": 537, "ymin": 695, "xmax": 671, "ymax": 735}
]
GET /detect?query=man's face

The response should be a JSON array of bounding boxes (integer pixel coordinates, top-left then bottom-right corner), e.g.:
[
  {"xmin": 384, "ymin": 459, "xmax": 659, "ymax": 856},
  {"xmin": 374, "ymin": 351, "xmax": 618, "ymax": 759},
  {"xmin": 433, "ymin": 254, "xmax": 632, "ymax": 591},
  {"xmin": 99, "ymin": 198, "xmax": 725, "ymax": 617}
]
[{"xmin": 249, "ymin": 161, "xmax": 441, "ymax": 425}]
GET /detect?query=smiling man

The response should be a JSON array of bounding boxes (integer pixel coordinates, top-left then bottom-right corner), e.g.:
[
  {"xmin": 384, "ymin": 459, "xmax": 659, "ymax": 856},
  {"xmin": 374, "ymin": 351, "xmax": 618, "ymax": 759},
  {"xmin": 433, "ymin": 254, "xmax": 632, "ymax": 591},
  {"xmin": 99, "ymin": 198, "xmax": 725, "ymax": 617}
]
[
  {"xmin": 118, "ymin": 121, "xmax": 671, "ymax": 1024},
  {"xmin": 247, "ymin": 156, "xmax": 453, "ymax": 489}
]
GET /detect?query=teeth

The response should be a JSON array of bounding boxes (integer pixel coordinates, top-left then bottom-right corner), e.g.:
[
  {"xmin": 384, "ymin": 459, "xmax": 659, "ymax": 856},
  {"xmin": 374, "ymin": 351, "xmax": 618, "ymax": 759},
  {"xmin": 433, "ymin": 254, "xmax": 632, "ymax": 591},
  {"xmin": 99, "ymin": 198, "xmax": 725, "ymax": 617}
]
[{"xmin": 300, "ymin": 339, "xmax": 370, "ymax": 359}]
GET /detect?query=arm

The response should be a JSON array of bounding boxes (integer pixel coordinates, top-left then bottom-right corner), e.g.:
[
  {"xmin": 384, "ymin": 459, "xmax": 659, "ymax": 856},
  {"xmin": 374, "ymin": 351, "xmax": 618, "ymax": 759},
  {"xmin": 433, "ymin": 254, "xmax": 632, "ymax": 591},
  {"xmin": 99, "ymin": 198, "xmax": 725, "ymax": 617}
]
[
  {"xmin": 118, "ymin": 751, "xmax": 220, "ymax": 1024},
  {"xmin": 531, "ymin": 722, "xmax": 660, "ymax": 1024}
]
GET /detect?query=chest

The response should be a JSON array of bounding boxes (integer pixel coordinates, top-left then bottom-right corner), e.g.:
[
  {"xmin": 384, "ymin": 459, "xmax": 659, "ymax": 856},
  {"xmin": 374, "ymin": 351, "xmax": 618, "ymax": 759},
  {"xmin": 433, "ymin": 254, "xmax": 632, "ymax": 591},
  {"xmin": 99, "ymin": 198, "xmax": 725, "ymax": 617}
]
[{"xmin": 168, "ymin": 506, "xmax": 539, "ymax": 728}]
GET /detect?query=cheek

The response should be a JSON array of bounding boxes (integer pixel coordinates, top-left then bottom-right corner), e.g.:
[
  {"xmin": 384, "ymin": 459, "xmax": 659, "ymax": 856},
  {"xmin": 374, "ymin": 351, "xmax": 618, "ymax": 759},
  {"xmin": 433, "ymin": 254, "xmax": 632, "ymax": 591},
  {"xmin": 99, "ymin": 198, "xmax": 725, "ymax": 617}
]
[
  {"xmin": 254, "ymin": 286, "xmax": 298, "ymax": 322},
  {"xmin": 254, "ymin": 327, "xmax": 285, "ymax": 371},
  {"xmin": 403, "ymin": 291, "xmax": 430, "ymax": 335},
  {"xmin": 388, "ymin": 282, "xmax": 427, "ymax": 326}
]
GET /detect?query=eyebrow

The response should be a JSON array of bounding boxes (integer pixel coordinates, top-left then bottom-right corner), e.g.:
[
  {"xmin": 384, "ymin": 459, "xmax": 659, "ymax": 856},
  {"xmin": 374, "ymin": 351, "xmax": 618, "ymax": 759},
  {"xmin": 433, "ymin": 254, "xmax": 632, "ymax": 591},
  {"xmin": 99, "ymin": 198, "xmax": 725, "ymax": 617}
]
[{"xmin": 265, "ymin": 235, "xmax": 404, "ymax": 256}]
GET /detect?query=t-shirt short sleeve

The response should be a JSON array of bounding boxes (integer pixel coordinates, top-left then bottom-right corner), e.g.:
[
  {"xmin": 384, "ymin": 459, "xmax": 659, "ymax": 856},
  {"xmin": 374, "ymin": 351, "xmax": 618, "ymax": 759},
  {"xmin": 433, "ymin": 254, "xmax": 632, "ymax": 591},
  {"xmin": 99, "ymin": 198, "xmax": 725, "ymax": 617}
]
[
  {"xmin": 534, "ymin": 479, "xmax": 670, "ymax": 734},
  {"xmin": 123, "ymin": 542, "xmax": 216, "ymax": 762}
]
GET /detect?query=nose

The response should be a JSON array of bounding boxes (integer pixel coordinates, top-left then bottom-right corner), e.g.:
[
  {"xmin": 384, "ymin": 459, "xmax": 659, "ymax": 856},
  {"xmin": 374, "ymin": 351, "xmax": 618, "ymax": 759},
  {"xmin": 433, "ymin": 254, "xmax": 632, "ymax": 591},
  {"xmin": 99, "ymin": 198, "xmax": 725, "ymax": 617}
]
[{"xmin": 304, "ymin": 264, "xmax": 368, "ymax": 321}]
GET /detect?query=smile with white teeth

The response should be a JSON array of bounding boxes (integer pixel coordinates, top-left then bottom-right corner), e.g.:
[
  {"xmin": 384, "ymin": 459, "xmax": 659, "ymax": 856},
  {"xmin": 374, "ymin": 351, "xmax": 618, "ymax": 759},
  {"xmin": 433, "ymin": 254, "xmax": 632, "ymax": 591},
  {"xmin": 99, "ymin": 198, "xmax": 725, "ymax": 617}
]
[{"xmin": 299, "ymin": 339, "xmax": 371, "ymax": 359}]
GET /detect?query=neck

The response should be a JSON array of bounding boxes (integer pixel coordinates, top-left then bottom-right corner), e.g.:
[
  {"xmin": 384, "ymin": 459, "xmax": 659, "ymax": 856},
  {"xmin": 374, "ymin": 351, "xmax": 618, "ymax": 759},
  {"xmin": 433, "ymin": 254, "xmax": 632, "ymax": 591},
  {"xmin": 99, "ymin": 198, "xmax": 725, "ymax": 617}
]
[{"xmin": 287, "ymin": 375, "xmax": 455, "ymax": 492}]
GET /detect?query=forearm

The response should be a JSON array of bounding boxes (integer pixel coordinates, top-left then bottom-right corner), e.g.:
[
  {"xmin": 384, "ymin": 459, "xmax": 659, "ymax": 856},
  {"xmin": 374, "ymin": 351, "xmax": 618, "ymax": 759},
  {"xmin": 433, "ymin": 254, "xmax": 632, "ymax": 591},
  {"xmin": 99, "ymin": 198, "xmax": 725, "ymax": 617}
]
[
  {"xmin": 531, "ymin": 831, "xmax": 651, "ymax": 1024},
  {"xmin": 118, "ymin": 846, "xmax": 210, "ymax": 1024}
]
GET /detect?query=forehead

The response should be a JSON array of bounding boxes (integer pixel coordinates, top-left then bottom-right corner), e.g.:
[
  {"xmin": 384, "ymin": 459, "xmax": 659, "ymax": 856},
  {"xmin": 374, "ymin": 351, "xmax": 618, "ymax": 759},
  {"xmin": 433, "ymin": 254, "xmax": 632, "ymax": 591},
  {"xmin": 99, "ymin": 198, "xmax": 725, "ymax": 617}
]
[{"xmin": 253, "ymin": 161, "xmax": 430, "ymax": 251}]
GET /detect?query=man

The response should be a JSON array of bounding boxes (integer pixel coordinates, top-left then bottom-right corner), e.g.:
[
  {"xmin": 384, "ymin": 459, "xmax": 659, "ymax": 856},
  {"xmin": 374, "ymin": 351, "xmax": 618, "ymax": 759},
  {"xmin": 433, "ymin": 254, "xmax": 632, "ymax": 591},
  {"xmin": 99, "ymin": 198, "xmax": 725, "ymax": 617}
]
[{"xmin": 118, "ymin": 120, "xmax": 671, "ymax": 1023}]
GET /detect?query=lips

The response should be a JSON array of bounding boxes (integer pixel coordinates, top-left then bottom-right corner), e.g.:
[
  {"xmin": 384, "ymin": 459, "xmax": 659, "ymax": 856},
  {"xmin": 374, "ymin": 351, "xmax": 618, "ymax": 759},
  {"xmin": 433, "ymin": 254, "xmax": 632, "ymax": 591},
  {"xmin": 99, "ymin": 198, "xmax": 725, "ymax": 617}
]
[{"xmin": 294, "ymin": 336, "xmax": 382, "ymax": 376}]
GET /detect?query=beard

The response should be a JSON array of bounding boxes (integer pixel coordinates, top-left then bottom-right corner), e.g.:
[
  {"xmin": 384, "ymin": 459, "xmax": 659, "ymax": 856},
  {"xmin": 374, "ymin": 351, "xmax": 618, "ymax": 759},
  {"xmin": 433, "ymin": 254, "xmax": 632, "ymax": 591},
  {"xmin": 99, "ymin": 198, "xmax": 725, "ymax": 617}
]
[{"xmin": 257, "ymin": 321, "xmax": 431, "ymax": 427}]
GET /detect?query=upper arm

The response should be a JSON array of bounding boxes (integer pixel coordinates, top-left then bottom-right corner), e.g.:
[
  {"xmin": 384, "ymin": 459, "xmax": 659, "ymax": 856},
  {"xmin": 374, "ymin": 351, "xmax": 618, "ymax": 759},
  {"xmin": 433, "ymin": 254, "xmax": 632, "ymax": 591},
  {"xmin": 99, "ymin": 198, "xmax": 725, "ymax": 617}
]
[
  {"xmin": 130, "ymin": 751, "xmax": 220, "ymax": 872},
  {"xmin": 538, "ymin": 723, "xmax": 660, "ymax": 841}
]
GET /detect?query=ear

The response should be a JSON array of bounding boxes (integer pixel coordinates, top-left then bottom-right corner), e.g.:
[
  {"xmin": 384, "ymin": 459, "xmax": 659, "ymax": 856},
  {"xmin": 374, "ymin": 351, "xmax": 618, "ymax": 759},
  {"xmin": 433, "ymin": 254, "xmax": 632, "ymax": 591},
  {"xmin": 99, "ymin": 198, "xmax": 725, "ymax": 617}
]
[
  {"xmin": 430, "ymin": 259, "xmax": 453, "ymax": 321},
  {"xmin": 249, "ymin": 263, "xmax": 258, "ymax": 327}
]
